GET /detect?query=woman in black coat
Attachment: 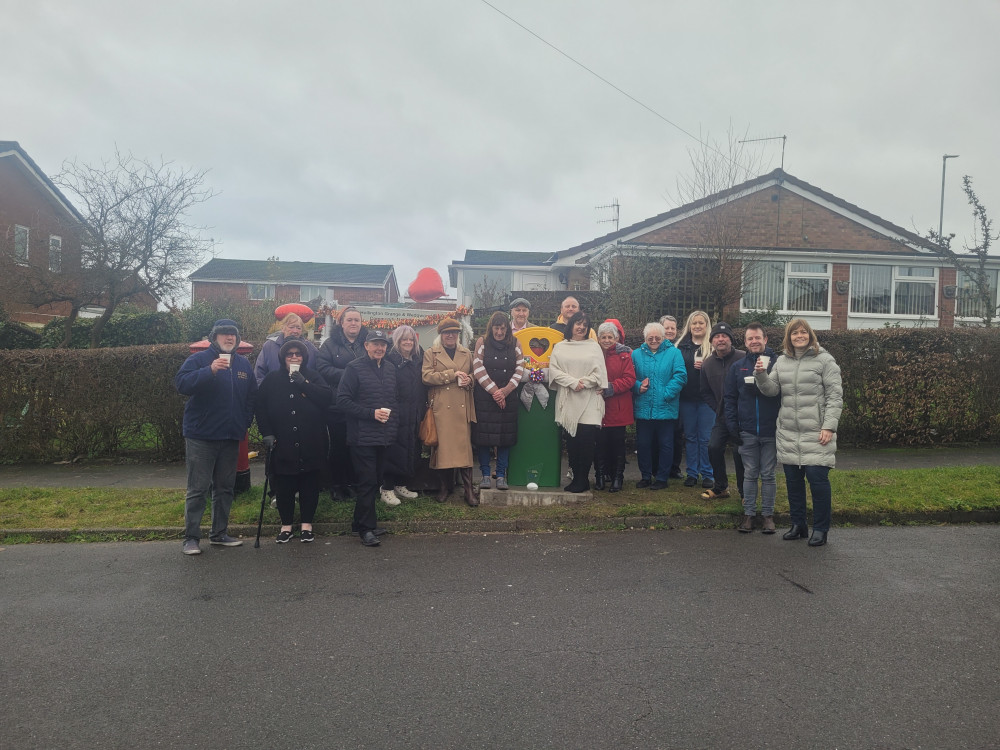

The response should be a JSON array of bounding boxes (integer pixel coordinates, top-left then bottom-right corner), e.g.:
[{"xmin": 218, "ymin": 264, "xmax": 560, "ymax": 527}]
[
  {"xmin": 471, "ymin": 311, "xmax": 524, "ymax": 490},
  {"xmin": 255, "ymin": 339, "xmax": 333, "ymax": 543},
  {"xmin": 382, "ymin": 325, "xmax": 426, "ymax": 504}
]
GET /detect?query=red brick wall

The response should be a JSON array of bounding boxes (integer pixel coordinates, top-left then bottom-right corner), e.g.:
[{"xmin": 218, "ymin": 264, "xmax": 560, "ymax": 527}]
[
  {"xmin": 193, "ymin": 281, "xmax": 391, "ymax": 305},
  {"xmin": 830, "ymin": 264, "xmax": 850, "ymax": 329},
  {"xmin": 635, "ymin": 187, "xmax": 914, "ymax": 254},
  {"xmin": 939, "ymin": 267, "xmax": 956, "ymax": 328}
]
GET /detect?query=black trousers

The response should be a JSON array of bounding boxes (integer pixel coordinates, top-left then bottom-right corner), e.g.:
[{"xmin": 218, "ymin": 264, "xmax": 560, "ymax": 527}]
[
  {"xmin": 708, "ymin": 416, "xmax": 744, "ymax": 495},
  {"xmin": 351, "ymin": 445, "xmax": 386, "ymax": 534},
  {"xmin": 596, "ymin": 425, "xmax": 627, "ymax": 477},
  {"xmin": 327, "ymin": 420, "xmax": 356, "ymax": 490},
  {"xmin": 271, "ymin": 471, "xmax": 321, "ymax": 525},
  {"xmin": 566, "ymin": 424, "xmax": 599, "ymax": 486}
]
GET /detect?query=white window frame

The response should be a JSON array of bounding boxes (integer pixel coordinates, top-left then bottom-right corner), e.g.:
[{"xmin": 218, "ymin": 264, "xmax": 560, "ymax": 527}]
[
  {"xmin": 849, "ymin": 264, "xmax": 938, "ymax": 318},
  {"xmin": 956, "ymin": 267, "xmax": 1000, "ymax": 320},
  {"xmin": 299, "ymin": 285, "xmax": 330, "ymax": 304},
  {"xmin": 14, "ymin": 225, "xmax": 29, "ymax": 264},
  {"xmin": 247, "ymin": 283, "xmax": 276, "ymax": 301},
  {"xmin": 741, "ymin": 260, "xmax": 831, "ymax": 313},
  {"xmin": 49, "ymin": 235, "xmax": 62, "ymax": 272}
]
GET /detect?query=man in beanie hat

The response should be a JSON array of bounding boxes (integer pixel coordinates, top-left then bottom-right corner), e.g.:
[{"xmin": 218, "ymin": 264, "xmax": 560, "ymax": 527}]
[
  {"xmin": 175, "ymin": 319, "xmax": 257, "ymax": 555},
  {"xmin": 699, "ymin": 321, "xmax": 745, "ymax": 501}
]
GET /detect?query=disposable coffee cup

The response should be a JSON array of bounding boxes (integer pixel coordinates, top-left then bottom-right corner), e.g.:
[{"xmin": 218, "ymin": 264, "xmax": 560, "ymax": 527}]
[
  {"xmin": 384, "ymin": 408, "xmax": 391, "ymax": 416},
  {"xmin": 758, "ymin": 355, "xmax": 770, "ymax": 369},
  {"xmin": 288, "ymin": 362, "xmax": 300, "ymax": 374},
  {"xmin": 219, "ymin": 353, "xmax": 231, "ymax": 365},
  {"xmin": 744, "ymin": 376, "xmax": 755, "ymax": 384}
]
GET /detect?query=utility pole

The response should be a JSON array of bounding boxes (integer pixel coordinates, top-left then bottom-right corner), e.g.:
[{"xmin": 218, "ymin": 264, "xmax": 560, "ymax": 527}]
[{"xmin": 939, "ymin": 154, "xmax": 959, "ymax": 243}]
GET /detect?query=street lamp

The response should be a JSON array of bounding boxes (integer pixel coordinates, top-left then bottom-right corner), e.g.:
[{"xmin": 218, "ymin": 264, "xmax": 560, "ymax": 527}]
[{"xmin": 939, "ymin": 154, "xmax": 959, "ymax": 244}]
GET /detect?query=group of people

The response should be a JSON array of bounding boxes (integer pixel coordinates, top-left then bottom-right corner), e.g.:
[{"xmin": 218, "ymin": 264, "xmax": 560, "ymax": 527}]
[{"xmin": 174, "ymin": 295, "xmax": 842, "ymax": 556}]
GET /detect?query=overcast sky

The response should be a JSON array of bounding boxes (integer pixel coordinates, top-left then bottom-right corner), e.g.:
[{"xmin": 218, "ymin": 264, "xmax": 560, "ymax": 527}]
[{"xmin": 6, "ymin": 0, "xmax": 998, "ymax": 299}]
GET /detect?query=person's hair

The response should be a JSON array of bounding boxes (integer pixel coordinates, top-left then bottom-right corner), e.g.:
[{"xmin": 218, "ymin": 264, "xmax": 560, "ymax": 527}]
[
  {"xmin": 484, "ymin": 311, "xmax": 512, "ymax": 345},
  {"xmin": 561, "ymin": 296, "xmax": 579, "ymax": 309},
  {"xmin": 391, "ymin": 324, "xmax": 418, "ymax": 357},
  {"xmin": 279, "ymin": 312, "xmax": 304, "ymax": 334},
  {"xmin": 782, "ymin": 318, "xmax": 820, "ymax": 356},
  {"xmin": 744, "ymin": 322, "xmax": 767, "ymax": 337},
  {"xmin": 659, "ymin": 315, "xmax": 677, "ymax": 326},
  {"xmin": 339, "ymin": 306, "xmax": 361, "ymax": 322},
  {"xmin": 643, "ymin": 322, "xmax": 666, "ymax": 341},
  {"xmin": 564, "ymin": 311, "xmax": 591, "ymax": 340},
  {"xmin": 678, "ymin": 310, "xmax": 712, "ymax": 358},
  {"xmin": 597, "ymin": 322, "xmax": 619, "ymax": 341}
]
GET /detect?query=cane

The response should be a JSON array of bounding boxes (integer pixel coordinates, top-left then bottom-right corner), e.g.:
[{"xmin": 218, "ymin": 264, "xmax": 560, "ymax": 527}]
[{"xmin": 253, "ymin": 447, "xmax": 271, "ymax": 549}]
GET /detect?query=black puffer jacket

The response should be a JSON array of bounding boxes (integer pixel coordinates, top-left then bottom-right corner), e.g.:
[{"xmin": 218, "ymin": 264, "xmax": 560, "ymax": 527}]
[
  {"xmin": 471, "ymin": 337, "xmax": 522, "ymax": 447},
  {"xmin": 337, "ymin": 355, "xmax": 399, "ymax": 447},
  {"xmin": 254, "ymin": 346, "xmax": 332, "ymax": 476},
  {"xmin": 316, "ymin": 324, "xmax": 369, "ymax": 421},
  {"xmin": 676, "ymin": 335, "xmax": 706, "ymax": 402},
  {"xmin": 384, "ymin": 347, "xmax": 426, "ymax": 477}
]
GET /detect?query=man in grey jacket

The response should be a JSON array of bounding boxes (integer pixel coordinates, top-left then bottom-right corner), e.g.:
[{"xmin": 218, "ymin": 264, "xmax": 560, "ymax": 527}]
[{"xmin": 700, "ymin": 322, "xmax": 745, "ymax": 501}]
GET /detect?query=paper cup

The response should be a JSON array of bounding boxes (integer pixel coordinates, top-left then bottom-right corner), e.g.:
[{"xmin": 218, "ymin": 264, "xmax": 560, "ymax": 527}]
[
  {"xmin": 758, "ymin": 355, "xmax": 770, "ymax": 369},
  {"xmin": 384, "ymin": 408, "xmax": 392, "ymax": 416},
  {"xmin": 219, "ymin": 353, "xmax": 231, "ymax": 364},
  {"xmin": 744, "ymin": 376, "xmax": 755, "ymax": 384},
  {"xmin": 288, "ymin": 362, "xmax": 300, "ymax": 374}
]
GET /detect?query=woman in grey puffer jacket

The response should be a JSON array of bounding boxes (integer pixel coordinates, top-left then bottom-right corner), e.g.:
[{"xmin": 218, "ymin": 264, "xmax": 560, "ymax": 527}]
[{"xmin": 755, "ymin": 318, "xmax": 842, "ymax": 547}]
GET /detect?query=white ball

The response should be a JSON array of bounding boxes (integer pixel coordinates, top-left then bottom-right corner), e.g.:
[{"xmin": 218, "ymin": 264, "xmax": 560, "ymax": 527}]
[{"xmin": 526, "ymin": 482, "xmax": 539, "ymax": 491}]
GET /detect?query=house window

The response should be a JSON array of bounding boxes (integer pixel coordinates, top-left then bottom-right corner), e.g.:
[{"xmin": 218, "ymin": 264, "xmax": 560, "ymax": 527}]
[
  {"xmin": 247, "ymin": 284, "xmax": 276, "ymax": 300},
  {"xmin": 956, "ymin": 268, "xmax": 999, "ymax": 319},
  {"xmin": 468, "ymin": 270, "xmax": 512, "ymax": 307},
  {"xmin": 742, "ymin": 261, "xmax": 830, "ymax": 312},
  {"xmin": 850, "ymin": 265, "xmax": 937, "ymax": 316},
  {"xmin": 299, "ymin": 285, "xmax": 328, "ymax": 305},
  {"xmin": 49, "ymin": 235, "xmax": 62, "ymax": 272},
  {"xmin": 14, "ymin": 225, "xmax": 29, "ymax": 264}
]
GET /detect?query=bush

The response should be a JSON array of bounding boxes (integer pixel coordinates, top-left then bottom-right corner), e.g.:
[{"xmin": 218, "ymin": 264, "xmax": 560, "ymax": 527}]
[
  {"xmin": 39, "ymin": 310, "xmax": 184, "ymax": 348},
  {"xmin": 175, "ymin": 299, "xmax": 282, "ymax": 349},
  {"xmin": 0, "ymin": 321, "xmax": 42, "ymax": 350}
]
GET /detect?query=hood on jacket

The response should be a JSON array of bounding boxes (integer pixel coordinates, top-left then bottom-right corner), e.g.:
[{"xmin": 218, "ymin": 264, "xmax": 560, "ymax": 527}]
[
  {"xmin": 603, "ymin": 318, "xmax": 626, "ymax": 345},
  {"xmin": 638, "ymin": 339, "xmax": 675, "ymax": 356},
  {"xmin": 279, "ymin": 337, "xmax": 310, "ymax": 368}
]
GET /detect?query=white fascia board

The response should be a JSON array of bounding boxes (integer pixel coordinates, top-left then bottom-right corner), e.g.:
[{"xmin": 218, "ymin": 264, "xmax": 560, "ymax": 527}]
[
  {"xmin": 1, "ymin": 150, "xmax": 83, "ymax": 221},
  {"xmin": 191, "ymin": 277, "xmax": 381, "ymax": 287}
]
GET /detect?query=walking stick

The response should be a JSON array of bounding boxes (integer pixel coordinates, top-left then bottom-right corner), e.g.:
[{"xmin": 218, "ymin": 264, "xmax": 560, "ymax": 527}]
[{"xmin": 253, "ymin": 447, "xmax": 271, "ymax": 549}]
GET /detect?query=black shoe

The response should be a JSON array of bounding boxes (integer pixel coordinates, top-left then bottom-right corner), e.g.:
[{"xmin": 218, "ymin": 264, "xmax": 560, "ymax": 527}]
[
  {"xmin": 594, "ymin": 474, "xmax": 606, "ymax": 491},
  {"xmin": 300, "ymin": 529, "xmax": 315, "ymax": 543},
  {"xmin": 636, "ymin": 478, "xmax": 652, "ymax": 489},
  {"xmin": 565, "ymin": 480, "xmax": 590, "ymax": 494},
  {"xmin": 276, "ymin": 530, "xmax": 294, "ymax": 544},
  {"xmin": 683, "ymin": 476, "xmax": 698, "ymax": 487},
  {"xmin": 609, "ymin": 475, "xmax": 623, "ymax": 493},
  {"xmin": 669, "ymin": 469, "xmax": 683, "ymax": 480},
  {"xmin": 783, "ymin": 523, "xmax": 809, "ymax": 540},
  {"xmin": 808, "ymin": 530, "xmax": 828, "ymax": 547},
  {"xmin": 702, "ymin": 478, "xmax": 715, "ymax": 488},
  {"xmin": 649, "ymin": 480, "xmax": 669, "ymax": 490},
  {"xmin": 360, "ymin": 531, "xmax": 381, "ymax": 547},
  {"xmin": 372, "ymin": 527, "xmax": 389, "ymax": 537}
]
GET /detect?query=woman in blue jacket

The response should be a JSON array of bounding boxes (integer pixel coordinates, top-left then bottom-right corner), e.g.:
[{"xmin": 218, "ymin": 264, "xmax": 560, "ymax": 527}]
[{"xmin": 631, "ymin": 322, "xmax": 687, "ymax": 489}]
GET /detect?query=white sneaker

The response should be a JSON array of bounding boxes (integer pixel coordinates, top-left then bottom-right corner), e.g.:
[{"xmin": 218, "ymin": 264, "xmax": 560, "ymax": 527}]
[
  {"xmin": 380, "ymin": 488, "xmax": 401, "ymax": 506},
  {"xmin": 394, "ymin": 486, "xmax": 418, "ymax": 499}
]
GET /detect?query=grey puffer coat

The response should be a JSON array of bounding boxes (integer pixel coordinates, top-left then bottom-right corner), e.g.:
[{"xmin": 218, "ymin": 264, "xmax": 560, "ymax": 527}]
[{"xmin": 755, "ymin": 346, "xmax": 843, "ymax": 468}]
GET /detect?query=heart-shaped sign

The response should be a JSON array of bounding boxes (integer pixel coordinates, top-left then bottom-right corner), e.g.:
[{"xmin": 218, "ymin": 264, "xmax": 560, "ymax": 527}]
[
  {"xmin": 407, "ymin": 268, "xmax": 446, "ymax": 303},
  {"xmin": 529, "ymin": 337, "xmax": 550, "ymax": 357}
]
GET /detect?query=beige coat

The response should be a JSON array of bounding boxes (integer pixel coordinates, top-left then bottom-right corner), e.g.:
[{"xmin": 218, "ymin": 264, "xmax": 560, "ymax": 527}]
[{"xmin": 422, "ymin": 343, "xmax": 477, "ymax": 469}]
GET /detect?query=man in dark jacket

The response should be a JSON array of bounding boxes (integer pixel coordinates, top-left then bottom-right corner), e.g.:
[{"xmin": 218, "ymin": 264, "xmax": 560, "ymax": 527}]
[
  {"xmin": 337, "ymin": 329, "xmax": 398, "ymax": 547},
  {"xmin": 724, "ymin": 323, "xmax": 780, "ymax": 533},
  {"xmin": 175, "ymin": 319, "xmax": 257, "ymax": 555},
  {"xmin": 700, "ymin": 322, "xmax": 745, "ymax": 501},
  {"xmin": 316, "ymin": 306, "xmax": 368, "ymax": 500}
]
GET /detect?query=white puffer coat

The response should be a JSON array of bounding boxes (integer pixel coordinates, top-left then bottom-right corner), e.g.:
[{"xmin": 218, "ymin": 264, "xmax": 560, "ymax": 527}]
[{"xmin": 755, "ymin": 347, "xmax": 843, "ymax": 467}]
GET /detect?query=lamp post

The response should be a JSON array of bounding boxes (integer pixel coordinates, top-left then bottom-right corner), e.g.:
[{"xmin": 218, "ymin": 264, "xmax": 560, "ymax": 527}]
[{"xmin": 939, "ymin": 154, "xmax": 959, "ymax": 244}]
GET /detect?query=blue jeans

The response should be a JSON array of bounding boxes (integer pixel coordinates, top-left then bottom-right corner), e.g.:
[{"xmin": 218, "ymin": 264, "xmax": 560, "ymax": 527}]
[
  {"xmin": 679, "ymin": 399, "xmax": 714, "ymax": 480},
  {"xmin": 636, "ymin": 419, "xmax": 675, "ymax": 482},
  {"xmin": 783, "ymin": 464, "xmax": 832, "ymax": 532},
  {"xmin": 477, "ymin": 445, "xmax": 510, "ymax": 478},
  {"xmin": 739, "ymin": 434, "xmax": 777, "ymax": 516},
  {"xmin": 184, "ymin": 438, "xmax": 239, "ymax": 541}
]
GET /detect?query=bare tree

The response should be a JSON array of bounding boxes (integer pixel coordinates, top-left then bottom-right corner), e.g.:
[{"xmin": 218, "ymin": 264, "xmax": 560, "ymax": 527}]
[
  {"xmin": 53, "ymin": 150, "xmax": 216, "ymax": 347},
  {"xmin": 926, "ymin": 176, "xmax": 998, "ymax": 326}
]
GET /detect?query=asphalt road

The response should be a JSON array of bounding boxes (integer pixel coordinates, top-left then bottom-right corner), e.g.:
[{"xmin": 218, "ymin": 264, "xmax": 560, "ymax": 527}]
[{"xmin": 2, "ymin": 527, "xmax": 998, "ymax": 749}]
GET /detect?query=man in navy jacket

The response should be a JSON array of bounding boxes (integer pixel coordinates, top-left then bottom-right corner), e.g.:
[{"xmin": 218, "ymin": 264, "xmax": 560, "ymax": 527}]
[
  {"xmin": 724, "ymin": 323, "xmax": 780, "ymax": 533},
  {"xmin": 175, "ymin": 319, "xmax": 257, "ymax": 555}
]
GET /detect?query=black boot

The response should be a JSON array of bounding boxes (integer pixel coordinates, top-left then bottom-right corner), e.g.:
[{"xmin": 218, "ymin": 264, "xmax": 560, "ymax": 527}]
[
  {"xmin": 609, "ymin": 447, "xmax": 625, "ymax": 492},
  {"xmin": 460, "ymin": 467, "xmax": 478, "ymax": 506},
  {"xmin": 593, "ymin": 455, "xmax": 606, "ymax": 491},
  {"xmin": 783, "ymin": 523, "xmax": 809, "ymax": 540},
  {"xmin": 436, "ymin": 469, "xmax": 454, "ymax": 503}
]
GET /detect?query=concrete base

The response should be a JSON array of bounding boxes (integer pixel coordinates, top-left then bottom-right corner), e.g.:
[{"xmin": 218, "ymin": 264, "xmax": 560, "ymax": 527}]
[{"xmin": 479, "ymin": 487, "xmax": 594, "ymax": 506}]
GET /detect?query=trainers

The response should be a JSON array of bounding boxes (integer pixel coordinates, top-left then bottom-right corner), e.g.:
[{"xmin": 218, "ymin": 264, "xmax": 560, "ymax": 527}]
[
  {"xmin": 701, "ymin": 488, "xmax": 731, "ymax": 500},
  {"xmin": 480, "ymin": 475, "xmax": 492, "ymax": 490},
  {"xmin": 276, "ymin": 530, "xmax": 294, "ymax": 544},
  {"xmin": 182, "ymin": 539, "xmax": 201, "ymax": 556},
  {"xmin": 394, "ymin": 486, "xmax": 418, "ymax": 499},
  {"xmin": 300, "ymin": 529, "xmax": 315, "ymax": 543},
  {"xmin": 210, "ymin": 534, "xmax": 243, "ymax": 547},
  {"xmin": 683, "ymin": 476, "xmax": 698, "ymax": 487},
  {"xmin": 737, "ymin": 514, "xmax": 754, "ymax": 533},
  {"xmin": 702, "ymin": 477, "xmax": 715, "ymax": 488},
  {"xmin": 496, "ymin": 476, "xmax": 509, "ymax": 490},
  {"xmin": 380, "ymin": 488, "xmax": 401, "ymax": 506}
]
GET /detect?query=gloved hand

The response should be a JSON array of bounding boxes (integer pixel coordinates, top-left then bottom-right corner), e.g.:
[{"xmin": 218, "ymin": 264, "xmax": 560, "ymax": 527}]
[
  {"xmin": 263, "ymin": 435, "xmax": 276, "ymax": 450},
  {"xmin": 290, "ymin": 371, "xmax": 305, "ymax": 384}
]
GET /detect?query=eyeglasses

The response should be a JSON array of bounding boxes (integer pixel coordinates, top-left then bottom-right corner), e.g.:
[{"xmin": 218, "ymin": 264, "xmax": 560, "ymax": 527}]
[{"xmin": 285, "ymin": 352, "xmax": 303, "ymax": 358}]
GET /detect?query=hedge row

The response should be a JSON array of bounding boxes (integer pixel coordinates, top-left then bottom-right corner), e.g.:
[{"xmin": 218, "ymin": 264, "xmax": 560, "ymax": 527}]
[{"xmin": 1, "ymin": 329, "xmax": 998, "ymax": 463}]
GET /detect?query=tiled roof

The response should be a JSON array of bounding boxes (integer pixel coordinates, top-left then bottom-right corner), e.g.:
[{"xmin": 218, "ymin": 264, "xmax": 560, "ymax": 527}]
[
  {"xmin": 0, "ymin": 140, "xmax": 87, "ymax": 223},
  {"xmin": 190, "ymin": 258, "xmax": 393, "ymax": 286},
  {"xmin": 458, "ymin": 249, "xmax": 554, "ymax": 265}
]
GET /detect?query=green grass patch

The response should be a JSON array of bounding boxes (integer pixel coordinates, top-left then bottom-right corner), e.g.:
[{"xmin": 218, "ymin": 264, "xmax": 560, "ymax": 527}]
[{"xmin": 2, "ymin": 466, "xmax": 999, "ymax": 539}]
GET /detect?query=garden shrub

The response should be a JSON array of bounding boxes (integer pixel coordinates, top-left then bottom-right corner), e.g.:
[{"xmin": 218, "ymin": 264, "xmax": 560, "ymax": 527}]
[{"xmin": 0, "ymin": 320, "xmax": 42, "ymax": 350}]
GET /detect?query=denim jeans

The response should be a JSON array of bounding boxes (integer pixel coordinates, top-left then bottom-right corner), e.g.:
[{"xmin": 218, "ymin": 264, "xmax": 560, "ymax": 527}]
[
  {"xmin": 477, "ymin": 445, "xmax": 510, "ymax": 478},
  {"xmin": 636, "ymin": 419, "xmax": 675, "ymax": 483},
  {"xmin": 184, "ymin": 438, "xmax": 239, "ymax": 541},
  {"xmin": 739, "ymin": 433, "xmax": 777, "ymax": 516},
  {"xmin": 783, "ymin": 464, "xmax": 832, "ymax": 532},
  {"xmin": 679, "ymin": 399, "xmax": 714, "ymax": 480}
]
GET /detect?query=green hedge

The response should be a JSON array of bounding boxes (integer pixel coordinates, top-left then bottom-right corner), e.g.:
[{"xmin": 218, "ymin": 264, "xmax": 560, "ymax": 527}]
[
  {"xmin": 0, "ymin": 320, "xmax": 42, "ymax": 350},
  {"xmin": 0, "ymin": 329, "xmax": 998, "ymax": 463},
  {"xmin": 40, "ymin": 310, "xmax": 185, "ymax": 348}
]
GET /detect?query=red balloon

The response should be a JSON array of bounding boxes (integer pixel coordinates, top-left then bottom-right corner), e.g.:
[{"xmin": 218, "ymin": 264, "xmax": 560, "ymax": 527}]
[
  {"xmin": 274, "ymin": 303, "xmax": 315, "ymax": 323},
  {"xmin": 408, "ymin": 268, "xmax": 446, "ymax": 303}
]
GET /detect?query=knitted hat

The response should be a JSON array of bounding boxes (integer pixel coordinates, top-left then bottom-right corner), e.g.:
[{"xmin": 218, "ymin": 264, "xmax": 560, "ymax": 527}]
[
  {"xmin": 709, "ymin": 322, "xmax": 735, "ymax": 344},
  {"xmin": 210, "ymin": 319, "xmax": 239, "ymax": 343},
  {"xmin": 437, "ymin": 318, "xmax": 461, "ymax": 334}
]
